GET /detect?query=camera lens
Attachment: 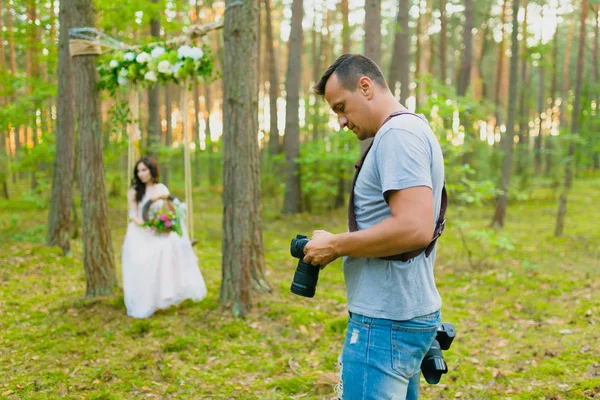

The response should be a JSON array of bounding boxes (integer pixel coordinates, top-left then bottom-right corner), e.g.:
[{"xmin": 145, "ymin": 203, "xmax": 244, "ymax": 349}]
[{"xmin": 290, "ymin": 259, "xmax": 319, "ymax": 298}]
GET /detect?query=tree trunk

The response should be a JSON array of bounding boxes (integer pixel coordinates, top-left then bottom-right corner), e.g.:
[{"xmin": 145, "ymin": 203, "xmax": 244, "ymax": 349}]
[
  {"xmin": 147, "ymin": 0, "xmax": 161, "ymax": 159},
  {"xmin": 193, "ymin": 84, "xmax": 201, "ymax": 186},
  {"xmin": 516, "ymin": 1, "xmax": 529, "ymax": 175},
  {"xmin": 221, "ymin": 0, "xmax": 269, "ymax": 318},
  {"xmin": 491, "ymin": 0, "xmax": 520, "ymax": 228},
  {"xmin": 559, "ymin": 12, "xmax": 575, "ymax": 128},
  {"xmin": 163, "ymin": 83, "xmax": 171, "ymax": 186},
  {"xmin": 47, "ymin": 0, "xmax": 76, "ymax": 255},
  {"xmin": 555, "ymin": 0, "xmax": 587, "ymax": 237},
  {"xmin": 593, "ymin": 5, "xmax": 599, "ymax": 170},
  {"xmin": 389, "ymin": 0, "xmax": 410, "ymax": 104},
  {"xmin": 341, "ymin": 0, "xmax": 350, "ymax": 53},
  {"xmin": 71, "ymin": 0, "xmax": 117, "ymax": 297},
  {"xmin": 362, "ymin": 0, "xmax": 381, "ymax": 152},
  {"xmin": 457, "ymin": 0, "xmax": 473, "ymax": 96},
  {"xmin": 282, "ymin": 0, "xmax": 303, "ymax": 214},
  {"xmin": 546, "ymin": 23, "xmax": 559, "ymax": 176},
  {"xmin": 264, "ymin": 0, "xmax": 280, "ymax": 156},
  {"xmin": 439, "ymin": 0, "xmax": 447, "ymax": 84},
  {"xmin": 494, "ymin": 0, "xmax": 508, "ymax": 135},
  {"xmin": 534, "ymin": 66, "xmax": 544, "ymax": 175}
]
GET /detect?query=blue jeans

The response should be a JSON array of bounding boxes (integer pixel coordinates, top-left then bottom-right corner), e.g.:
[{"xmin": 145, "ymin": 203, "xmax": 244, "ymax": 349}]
[{"xmin": 337, "ymin": 310, "xmax": 441, "ymax": 400}]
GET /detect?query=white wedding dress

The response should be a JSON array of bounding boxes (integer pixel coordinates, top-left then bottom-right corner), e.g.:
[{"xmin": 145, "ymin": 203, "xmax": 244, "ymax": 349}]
[{"xmin": 121, "ymin": 183, "xmax": 207, "ymax": 318}]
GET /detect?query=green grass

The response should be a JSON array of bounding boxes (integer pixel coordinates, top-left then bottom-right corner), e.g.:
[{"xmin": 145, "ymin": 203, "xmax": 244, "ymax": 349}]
[{"xmin": 1, "ymin": 176, "xmax": 599, "ymax": 399}]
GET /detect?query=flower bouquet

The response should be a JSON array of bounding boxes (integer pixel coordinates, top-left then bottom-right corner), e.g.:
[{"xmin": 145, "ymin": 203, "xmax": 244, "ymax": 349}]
[{"xmin": 141, "ymin": 197, "xmax": 183, "ymax": 237}]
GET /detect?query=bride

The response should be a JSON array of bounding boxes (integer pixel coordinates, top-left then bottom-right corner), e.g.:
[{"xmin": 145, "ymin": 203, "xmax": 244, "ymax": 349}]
[{"xmin": 121, "ymin": 156, "xmax": 207, "ymax": 318}]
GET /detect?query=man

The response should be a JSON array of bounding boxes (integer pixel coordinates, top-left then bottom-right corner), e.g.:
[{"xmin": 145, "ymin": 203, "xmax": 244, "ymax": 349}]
[{"xmin": 303, "ymin": 54, "xmax": 445, "ymax": 399}]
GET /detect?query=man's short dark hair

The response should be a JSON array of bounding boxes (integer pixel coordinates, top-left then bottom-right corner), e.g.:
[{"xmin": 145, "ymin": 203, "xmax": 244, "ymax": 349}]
[{"xmin": 313, "ymin": 54, "xmax": 388, "ymax": 96}]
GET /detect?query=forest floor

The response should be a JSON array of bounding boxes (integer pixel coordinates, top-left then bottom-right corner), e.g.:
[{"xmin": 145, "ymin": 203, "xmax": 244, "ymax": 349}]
[{"xmin": 1, "ymin": 175, "xmax": 599, "ymax": 399}]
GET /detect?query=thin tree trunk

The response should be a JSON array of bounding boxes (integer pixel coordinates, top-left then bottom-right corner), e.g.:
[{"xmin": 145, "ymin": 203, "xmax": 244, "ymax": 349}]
[
  {"xmin": 439, "ymin": 0, "xmax": 447, "ymax": 83},
  {"xmin": 47, "ymin": 0, "xmax": 76, "ymax": 255},
  {"xmin": 341, "ymin": 0, "xmax": 350, "ymax": 53},
  {"xmin": 264, "ymin": 0, "xmax": 280, "ymax": 156},
  {"xmin": 457, "ymin": 0, "xmax": 473, "ymax": 96},
  {"xmin": 559, "ymin": 12, "xmax": 575, "ymax": 128},
  {"xmin": 163, "ymin": 83, "xmax": 172, "ymax": 186},
  {"xmin": 389, "ymin": 0, "xmax": 410, "ymax": 104},
  {"xmin": 517, "ymin": 1, "xmax": 529, "ymax": 175},
  {"xmin": 593, "ymin": 5, "xmax": 599, "ymax": 170},
  {"xmin": 491, "ymin": 0, "xmax": 520, "ymax": 228},
  {"xmin": 147, "ymin": 0, "xmax": 161, "ymax": 159},
  {"xmin": 221, "ymin": 0, "xmax": 269, "ymax": 317},
  {"xmin": 362, "ymin": 0, "xmax": 381, "ymax": 152},
  {"xmin": 546, "ymin": 23, "xmax": 559, "ymax": 176},
  {"xmin": 71, "ymin": 0, "xmax": 117, "ymax": 296},
  {"xmin": 555, "ymin": 0, "xmax": 588, "ymax": 237},
  {"xmin": 494, "ymin": 0, "xmax": 508, "ymax": 135},
  {"xmin": 193, "ymin": 84, "xmax": 201, "ymax": 186},
  {"xmin": 282, "ymin": 0, "xmax": 303, "ymax": 214},
  {"xmin": 534, "ymin": 66, "xmax": 544, "ymax": 175}
]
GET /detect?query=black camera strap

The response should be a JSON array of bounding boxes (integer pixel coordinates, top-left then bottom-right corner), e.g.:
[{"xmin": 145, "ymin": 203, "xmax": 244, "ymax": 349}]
[{"xmin": 348, "ymin": 111, "xmax": 447, "ymax": 262}]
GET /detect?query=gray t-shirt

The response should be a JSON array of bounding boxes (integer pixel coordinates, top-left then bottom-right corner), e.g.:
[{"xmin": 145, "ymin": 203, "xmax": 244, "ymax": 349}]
[{"xmin": 343, "ymin": 113, "xmax": 444, "ymax": 321}]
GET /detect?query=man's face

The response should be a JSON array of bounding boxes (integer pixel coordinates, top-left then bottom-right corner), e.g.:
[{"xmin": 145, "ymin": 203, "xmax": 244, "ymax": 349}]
[{"xmin": 324, "ymin": 73, "xmax": 373, "ymax": 141}]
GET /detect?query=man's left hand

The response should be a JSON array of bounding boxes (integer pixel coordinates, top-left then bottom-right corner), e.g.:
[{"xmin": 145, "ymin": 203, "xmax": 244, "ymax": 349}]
[{"xmin": 303, "ymin": 230, "xmax": 340, "ymax": 268}]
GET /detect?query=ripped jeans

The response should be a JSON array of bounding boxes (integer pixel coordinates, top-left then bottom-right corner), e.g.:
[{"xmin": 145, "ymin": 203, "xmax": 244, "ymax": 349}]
[{"xmin": 336, "ymin": 310, "xmax": 441, "ymax": 400}]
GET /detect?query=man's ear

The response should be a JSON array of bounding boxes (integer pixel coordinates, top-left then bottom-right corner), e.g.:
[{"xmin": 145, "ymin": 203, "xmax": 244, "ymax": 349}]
[{"xmin": 358, "ymin": 77, "xmax": 374, "ymax": 99}]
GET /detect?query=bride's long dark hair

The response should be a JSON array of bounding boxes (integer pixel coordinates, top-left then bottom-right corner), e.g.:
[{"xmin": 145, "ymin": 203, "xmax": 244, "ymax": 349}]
[{"xmin": 132, "ymin": 157, "xmax": 160, "ymax": 203}]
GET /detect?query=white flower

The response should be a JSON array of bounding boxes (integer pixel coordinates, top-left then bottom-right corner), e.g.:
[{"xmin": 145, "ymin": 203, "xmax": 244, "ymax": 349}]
[
  {"xmin": 136, "ymin": 52, "xmax": 150, "ymax": 64},
  {"xmin": 124, "ymin": 52, "xmax": 136, "ymax": 62},
  {"xmin": 144, "ymin": 70, "xmax": 158, "ymax": 82},
  {"xmin": 109, "ymin": 60, "xmax": 119, "ymax": 69},
  {"xmin": 119, "ymin": 68, "xmax": 128, "ymax": 77},
  {"xmin": 117, "ymin": 76, "xmax": 129, "ymax": 86},
  {"xmin": 151, "ymin": 47, "xmax": 166, "ymax": 59},
  {"xmin": 157, "ymin": 60, "xmax": 172, "ymax": 74},
  {"xmin": 177, "ymin": 45, "xmax": 193, "ymax": 59},
  {"xmin": 171, "ymin": 62, "xmax": 184, "ymax": 76},
  {"xmin": 189, "ymin": 47, "xmax": 204, "ymax": 61}
]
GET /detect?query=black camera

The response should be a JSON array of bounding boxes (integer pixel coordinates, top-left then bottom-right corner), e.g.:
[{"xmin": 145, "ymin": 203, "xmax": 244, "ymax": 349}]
[
  {"xmin": 290, "ymin": 234, "xmax": 320, "ymax": 298},
  {"xmin": 421, "ymin": 322, "xmax": 455, "ymax": 384}
]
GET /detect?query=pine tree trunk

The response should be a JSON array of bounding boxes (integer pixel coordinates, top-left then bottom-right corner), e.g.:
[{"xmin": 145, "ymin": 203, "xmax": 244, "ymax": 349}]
[
  {"xmin": 439, "ymin": 0, "xmax": 447, "ymax": 84},
  {"xmin": 494, "ymin": 0, "xmax": 508, "ymax": 135},
  {"xmin": 147, "ymin": 0, "xmax": 161, "ymax": 159},
  {"xmin": 221, "ymin": 0, "xmax": 269, "ymax": 317},
  {"xmin": 71, "ymin": 0, "xmax": 117, "ymax": 296},
  {"xmin": 389, "ymin": 0, "xmax": 409, "ymax": 104},
  {"xmin": 193, "ymin": 84, "xmax": 201, "ymax": 186},
  {"xmin": 593, "ymin": 5, "xmax": 599, "ymax": 170},
  {"xmin": 163, "ymin": 83, "xmax": 171, "ymax": 186},
  {"xmin": 491, "ymin": 0, "xmax": 520, "ymax": 228},
  {"xmin": 516, "ymin": 3, "xmax": 529, "ymax": 175},
  {"xmin": 457, "ymin": 0, "xmax": 473, "ymax": 96},
  {"xmin": 361, "ymin": 0, "xmax": 381, "ymax": 152},
  {"xmin": 47, "ymin": 0, "xmax": 76, "ymax": 255},
  {"xmin": 559, "ymin": 13, "xmax": 575, "ymax": 128},
  {"xmin": 282, "ymin": 0, "xmax": 303, "ymax": 215},
  {"xmin": 534, "ymin": 65, "xmax": 544, "ymax": 175},
  {"xmin": 555, "ymin": 0, "xmax": 588, "ymax": 237},
  {"xmin": 264, "ymin": 0, "xmax": 280, "ymax": 156},
  {"xmin": 546, "ymin": 25, "xmax": 559, "ymax": 176}
]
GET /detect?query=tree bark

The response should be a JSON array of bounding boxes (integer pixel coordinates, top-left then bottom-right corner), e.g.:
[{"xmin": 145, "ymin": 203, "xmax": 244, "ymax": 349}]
[
  {"xmin": 494, "ymin": 0, "xmax": 508, "ymax": 135},
  {"xmin": 555, "ymin": 0, "xmax": 588, "ymax": 237},
  {"xmin": 264, "ymin": 0, "xmax": 280, "ymax": 156},
  {"xmin": 491, "ymin": 0, "xmax": 520, "ymax": 228},
  {"xmin": 147, "ymin": 0, "xmax": 161, "ymax": 159},
  {"xmin": 389, "ymin": 0, "xmax": 410, "ymax": 104},
  {"xmin": 546, "ymin": 23, "xmax": 559, "ymax": 176},
  {"xmin": 439, "ymin": 0, "xmax": 447, "ymax": 84},
  {"xmin": 282, "ymin": 0, "xmax": 303, "ymax": 214},
  {"xmin": 559, "ymin": 12, "xmax": 575, "ymax": 128},
  {"xmin": 71, "ymin": 0, "xmax": 117, "ymax": 296},
  {"xmin": 47, "ymin": 0, "xmax": 76, "ymax": 255},
  {"xmin": 457, "ymin": 0, "xmax": 473, "ymax": 96},
  {"xmin": 163, "ymin": 83, "xmax": 172, "ymax": 186},
  {"xmin": 221, "ymin": 0, "xmax": 269, "ymax": 317},
  {"xmin": 534, "ymin": 66, "xmax": 544, "ymax": 175},
  {"xmin": 362, "ymin": 0, "xmax": 381, "ymax": 152}
]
